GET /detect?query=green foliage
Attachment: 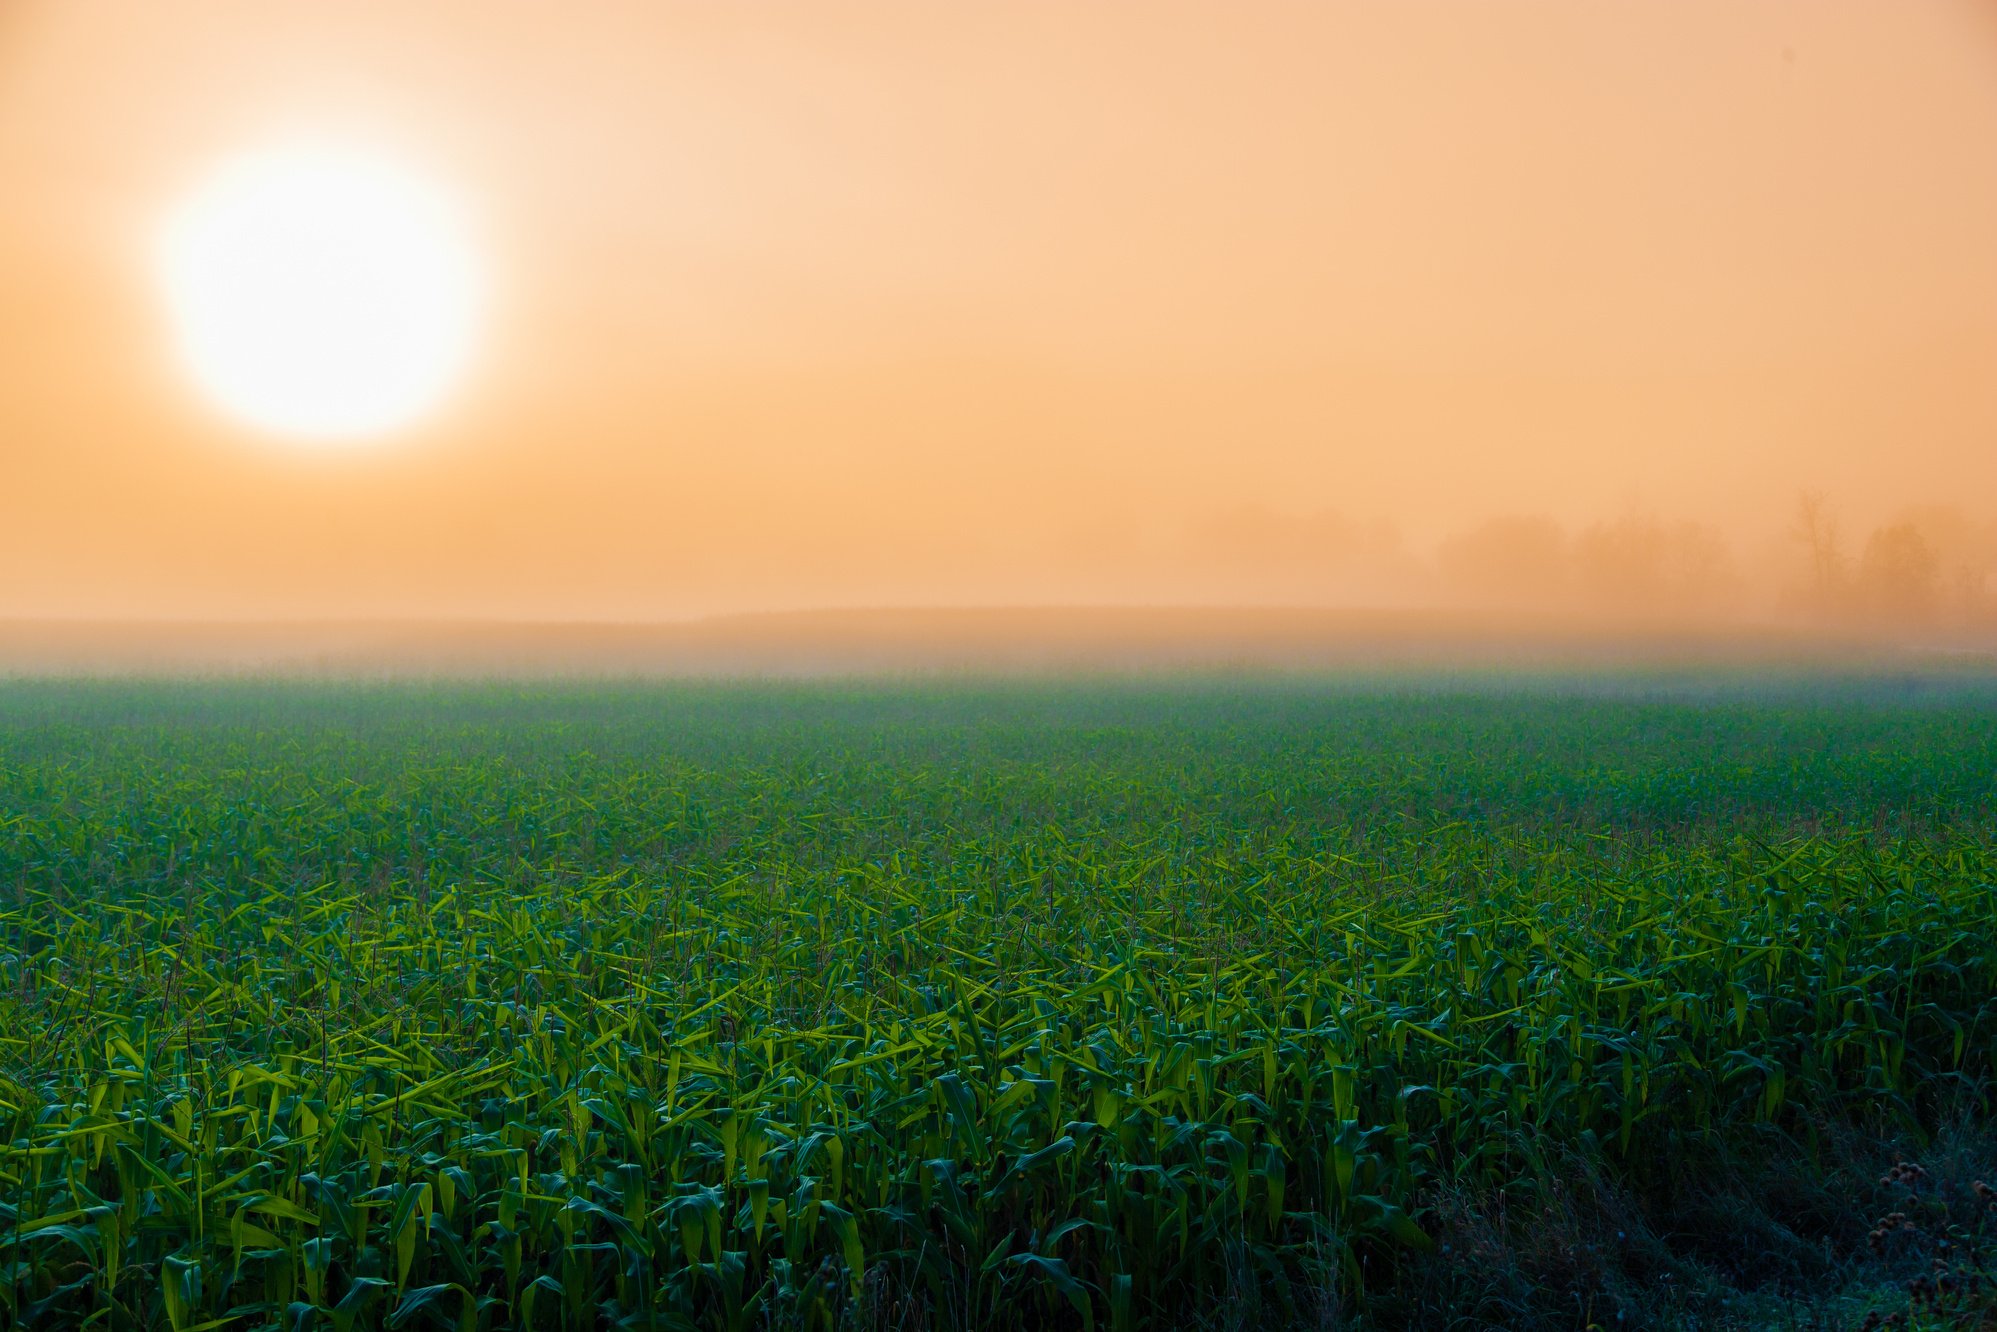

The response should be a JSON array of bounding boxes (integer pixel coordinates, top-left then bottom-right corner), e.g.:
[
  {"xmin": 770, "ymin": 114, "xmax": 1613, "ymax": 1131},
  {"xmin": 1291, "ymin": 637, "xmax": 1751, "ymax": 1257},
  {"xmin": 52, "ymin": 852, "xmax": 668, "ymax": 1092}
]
[{"xmin": 1, "ymin": 675, "xmax": 1994, "ymax": 1329}]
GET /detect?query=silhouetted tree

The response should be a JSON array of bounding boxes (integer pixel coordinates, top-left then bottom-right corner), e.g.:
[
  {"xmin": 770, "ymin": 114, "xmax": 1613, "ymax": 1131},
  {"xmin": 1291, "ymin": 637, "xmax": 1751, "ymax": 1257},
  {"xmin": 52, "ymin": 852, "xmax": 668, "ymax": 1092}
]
[
  {"xmin": 1894, "ymin": 505, "xmax": 1997, "ymax": 629},
  {"xmin": 1856, "ymin": 522, "xmax": 1940, "ymax": 625},
  {"xmin": 1788, "ymin": 491, "xmax": 1848, "ymax": 618}
]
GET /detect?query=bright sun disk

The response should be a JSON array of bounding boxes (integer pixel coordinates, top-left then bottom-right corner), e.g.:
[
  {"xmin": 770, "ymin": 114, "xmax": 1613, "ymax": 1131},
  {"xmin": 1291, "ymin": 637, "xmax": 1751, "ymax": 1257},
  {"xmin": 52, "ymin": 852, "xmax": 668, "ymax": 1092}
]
[{"xmin": 158, "ymin": 143, "xmax": 482, "ymax": 443}]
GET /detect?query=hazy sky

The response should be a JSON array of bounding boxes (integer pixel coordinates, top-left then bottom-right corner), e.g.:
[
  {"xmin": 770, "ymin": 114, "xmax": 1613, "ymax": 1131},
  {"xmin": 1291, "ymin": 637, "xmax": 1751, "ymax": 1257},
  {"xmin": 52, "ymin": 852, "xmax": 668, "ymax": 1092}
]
[{"xmin": 3, "ymin": 1, "xmax": 1995, "ymax": 619}]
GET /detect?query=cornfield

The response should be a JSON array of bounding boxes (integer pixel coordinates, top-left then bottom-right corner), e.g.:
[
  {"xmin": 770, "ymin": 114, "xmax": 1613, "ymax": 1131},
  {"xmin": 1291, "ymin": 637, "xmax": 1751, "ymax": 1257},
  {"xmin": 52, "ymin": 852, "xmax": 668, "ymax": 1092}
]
[{"xmin": 2, "ymin": 676, "xmax": 1994, "ymax": 1329}]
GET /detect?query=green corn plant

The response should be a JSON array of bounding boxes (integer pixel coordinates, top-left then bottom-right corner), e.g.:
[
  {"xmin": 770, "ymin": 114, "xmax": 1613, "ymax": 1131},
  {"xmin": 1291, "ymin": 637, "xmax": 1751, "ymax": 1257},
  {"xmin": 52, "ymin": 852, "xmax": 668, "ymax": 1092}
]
[{"xmin": 0, "ymin": 674, "xmax": 1993, "ymax": 1328}]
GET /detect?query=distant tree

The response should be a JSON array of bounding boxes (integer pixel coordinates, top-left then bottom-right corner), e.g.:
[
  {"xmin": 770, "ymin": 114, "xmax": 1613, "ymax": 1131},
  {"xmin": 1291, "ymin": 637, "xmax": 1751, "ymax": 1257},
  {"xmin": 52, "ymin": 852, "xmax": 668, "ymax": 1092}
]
[
  {"xmin": 1788, "ymin": 491, "xmax": 1848, "ymax": 618},
  {"xmin": 1856, "ymin": 522, "xmax": 1940, "ymax": 625},
  {"xmin": 1943, "ymin": 562, "xmax": 1990, "ymax": 628},
  {"xmin": 1893, "ymin": 505, "xmax": 1997, "ymax": 629}
]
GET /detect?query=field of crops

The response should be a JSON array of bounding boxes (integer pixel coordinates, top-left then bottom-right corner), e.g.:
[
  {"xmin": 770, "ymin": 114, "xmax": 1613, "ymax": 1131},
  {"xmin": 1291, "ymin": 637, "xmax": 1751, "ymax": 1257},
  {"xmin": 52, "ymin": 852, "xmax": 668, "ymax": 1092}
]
[{"xmin": 2, "ymin": 674, "xmax": 1995, "ymax": 1330}]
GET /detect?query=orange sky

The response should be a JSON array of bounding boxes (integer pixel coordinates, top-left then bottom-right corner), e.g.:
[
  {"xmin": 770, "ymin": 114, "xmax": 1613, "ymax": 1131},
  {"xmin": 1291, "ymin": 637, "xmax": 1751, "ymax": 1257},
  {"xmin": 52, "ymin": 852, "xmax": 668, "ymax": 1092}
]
[{"xmin": 3, "ymin": 1, "xmax": 1995, "ymax": 620}]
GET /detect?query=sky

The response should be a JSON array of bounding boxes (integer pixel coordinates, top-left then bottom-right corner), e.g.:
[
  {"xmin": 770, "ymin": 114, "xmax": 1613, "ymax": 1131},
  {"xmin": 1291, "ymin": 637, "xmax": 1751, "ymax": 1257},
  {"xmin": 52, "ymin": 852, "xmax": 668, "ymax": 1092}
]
[{"xmin": 3, "ymin": 1, "xmax": 1996, "ymax": 621}]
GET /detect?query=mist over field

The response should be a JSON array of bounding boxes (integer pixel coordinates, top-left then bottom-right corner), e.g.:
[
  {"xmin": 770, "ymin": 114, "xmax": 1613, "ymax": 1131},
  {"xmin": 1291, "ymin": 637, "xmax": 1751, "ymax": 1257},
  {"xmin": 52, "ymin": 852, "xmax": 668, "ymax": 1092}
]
[
  {"xmin": 7, "ymin": 489, "xmax": 1997, "ymax": 677},
  {"xmin": 2, "ymin": 604, "xmax": 1993, "ymax": 681}
]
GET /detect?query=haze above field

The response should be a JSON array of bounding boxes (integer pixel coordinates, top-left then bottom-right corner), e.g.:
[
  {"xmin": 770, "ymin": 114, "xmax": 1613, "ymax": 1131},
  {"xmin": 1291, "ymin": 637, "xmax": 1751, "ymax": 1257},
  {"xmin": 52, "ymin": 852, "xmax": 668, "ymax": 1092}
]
[
  {"xmin": 3, "ymin": 2, "xmax": 1996, "ymax": 628},
  {"xmin": 3, "ymin": 609, "xmax": 1992, "ymax": 680}
]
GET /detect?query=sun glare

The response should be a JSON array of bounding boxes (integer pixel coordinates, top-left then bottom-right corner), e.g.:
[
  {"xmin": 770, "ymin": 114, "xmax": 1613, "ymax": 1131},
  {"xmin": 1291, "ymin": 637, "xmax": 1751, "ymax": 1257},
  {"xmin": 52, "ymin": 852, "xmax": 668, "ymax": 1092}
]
[{"xmin": 158, "ymin": 143, "xmax": 482, "ymax": 443}]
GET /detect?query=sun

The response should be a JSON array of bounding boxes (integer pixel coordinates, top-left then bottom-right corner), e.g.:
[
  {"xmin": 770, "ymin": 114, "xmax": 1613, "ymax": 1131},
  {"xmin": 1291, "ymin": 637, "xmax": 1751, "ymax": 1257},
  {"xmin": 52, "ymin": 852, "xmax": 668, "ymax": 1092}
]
[{"xmin": 158, "ymin": 142, "xmax": 483, "ymax": 443}]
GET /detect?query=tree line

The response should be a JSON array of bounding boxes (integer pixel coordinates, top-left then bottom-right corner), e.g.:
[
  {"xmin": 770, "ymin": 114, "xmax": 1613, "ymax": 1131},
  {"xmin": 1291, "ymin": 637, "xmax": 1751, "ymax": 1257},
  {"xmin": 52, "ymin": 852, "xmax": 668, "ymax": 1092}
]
[{"xmin": 1430, "ymin": 496, "xmax": 1996, "ymax": 631}]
